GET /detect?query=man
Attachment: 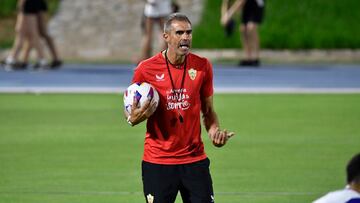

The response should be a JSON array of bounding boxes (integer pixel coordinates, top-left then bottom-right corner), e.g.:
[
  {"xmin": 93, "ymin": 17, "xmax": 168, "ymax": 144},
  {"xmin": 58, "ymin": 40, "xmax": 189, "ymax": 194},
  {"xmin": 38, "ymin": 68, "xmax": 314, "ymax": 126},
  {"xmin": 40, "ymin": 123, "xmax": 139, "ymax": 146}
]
[
  {"xmin": 221, "ymin": 0, "xmax": 265, "ymax": 67},
  {"xmin": 313, "ymin": 153, "xmax": 360, "ymax": 203},
  {"xmin": 125, "ymin": 13, "xmax": 234, "ymax": 203}
]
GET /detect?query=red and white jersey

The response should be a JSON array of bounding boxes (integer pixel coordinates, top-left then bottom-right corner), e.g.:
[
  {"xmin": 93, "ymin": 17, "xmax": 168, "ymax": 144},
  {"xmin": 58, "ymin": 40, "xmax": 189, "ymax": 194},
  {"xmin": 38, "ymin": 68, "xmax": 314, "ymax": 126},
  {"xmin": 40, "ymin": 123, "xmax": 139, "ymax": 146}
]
[{"xmin": 132, "ymin": 52, "xmax": 214, "ymax": 164}]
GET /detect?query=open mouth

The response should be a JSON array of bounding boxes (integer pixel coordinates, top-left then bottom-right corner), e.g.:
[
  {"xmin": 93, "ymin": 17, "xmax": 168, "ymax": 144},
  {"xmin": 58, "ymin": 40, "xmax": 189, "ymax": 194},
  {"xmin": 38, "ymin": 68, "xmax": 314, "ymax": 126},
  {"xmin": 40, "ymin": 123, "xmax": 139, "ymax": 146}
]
[{"xmin": 179, "ymin": 42, "xmax": 190, "ymax": 50}]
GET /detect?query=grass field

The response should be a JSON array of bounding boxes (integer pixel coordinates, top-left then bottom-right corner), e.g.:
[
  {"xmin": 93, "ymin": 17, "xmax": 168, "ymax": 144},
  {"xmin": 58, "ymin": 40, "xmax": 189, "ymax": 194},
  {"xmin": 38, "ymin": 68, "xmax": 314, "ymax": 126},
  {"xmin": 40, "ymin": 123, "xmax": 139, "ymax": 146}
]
[{"xmin": 0, "ymin": 93, "xmax": 359, "ymax": 203}]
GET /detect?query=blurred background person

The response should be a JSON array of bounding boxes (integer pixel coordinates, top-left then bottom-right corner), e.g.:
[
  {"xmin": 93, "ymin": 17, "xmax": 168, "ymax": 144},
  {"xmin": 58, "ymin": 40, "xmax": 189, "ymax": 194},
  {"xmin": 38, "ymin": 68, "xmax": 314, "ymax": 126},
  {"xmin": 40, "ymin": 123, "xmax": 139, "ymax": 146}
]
[
  {"xmin": 2, "ymin": 0, "xmax": 48, "ymax": 71},
  {"xmin": 221, "ymin": 0, "xmax": 265, "ymax": 67},
  {"xmin": 139, "ymin": 0, "xmax": 173, "ymax": 62},
  {"xmin": 2, "ymin": 0, "xmax": 62, "ymax": 71},
  {"xmin": 313, "ymin": 152, "xmax": 360, "ymax": 203},
  {"xmin": 25, "ymin": 0, "xmax": 62, "ymax": 69},
  {"xmin": 221, "ymin": 0, "xmax": 239, "ymax": 37}
]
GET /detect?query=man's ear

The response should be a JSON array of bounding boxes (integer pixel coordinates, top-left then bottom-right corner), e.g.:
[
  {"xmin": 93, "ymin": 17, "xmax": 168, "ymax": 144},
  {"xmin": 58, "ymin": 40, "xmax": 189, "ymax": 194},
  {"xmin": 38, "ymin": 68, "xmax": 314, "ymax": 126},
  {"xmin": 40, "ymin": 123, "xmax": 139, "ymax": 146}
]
[{"xmin": 163, "ymin": 32, "xmax": 169, "ymax": 42}]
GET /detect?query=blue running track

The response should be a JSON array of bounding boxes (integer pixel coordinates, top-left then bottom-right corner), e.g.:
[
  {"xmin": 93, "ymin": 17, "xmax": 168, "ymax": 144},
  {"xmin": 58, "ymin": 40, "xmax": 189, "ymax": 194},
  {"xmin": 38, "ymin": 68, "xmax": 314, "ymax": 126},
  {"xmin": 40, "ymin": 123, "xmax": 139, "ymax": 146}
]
[{"xmin": 1, "ymin": 63, "xmax": 360, "ymax": 93}]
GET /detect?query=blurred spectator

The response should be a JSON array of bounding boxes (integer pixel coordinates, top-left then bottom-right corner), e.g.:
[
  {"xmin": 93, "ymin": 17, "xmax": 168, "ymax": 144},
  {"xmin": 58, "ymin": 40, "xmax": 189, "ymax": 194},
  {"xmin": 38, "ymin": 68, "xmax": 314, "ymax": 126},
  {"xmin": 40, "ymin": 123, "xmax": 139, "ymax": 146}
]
[
  {"xmin": 139, "ymin": 0, "xmax": 178, "ymax": 62},
  {"xmin": 26, "ymin": 0, "xmax": 62, "ymax": 69},
  {"xmin": 171, "ymin": 1, "xmax": 180, "ymax": 13},
  {"xmin": 1, "ymin": 0, "xmax": 62, "ymax": 71},
  {"xmin": 2, "ymin": 0, "xmax": 47, "ymax": 71},
  {"xmin": 312, "ymin": 152, "xmax": 360, "ymax": 203},
  {"xmin": 221, "ymin": 0, "xmax": 265, "ymax": 67},
  {"xmin": 221, "ymin": 0, "xmax": 238, "ymax": 37}
]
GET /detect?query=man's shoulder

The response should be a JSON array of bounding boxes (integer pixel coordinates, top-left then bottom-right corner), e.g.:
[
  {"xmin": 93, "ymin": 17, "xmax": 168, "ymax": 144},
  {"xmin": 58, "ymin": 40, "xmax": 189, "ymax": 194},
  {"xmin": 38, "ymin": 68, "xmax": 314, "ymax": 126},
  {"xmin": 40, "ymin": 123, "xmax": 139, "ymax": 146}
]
[
  {"xmin": 188, "ymin": 52, "xmax": 211, "ymax": 68},
  {"xmin": 189, "ymin": 52, "xmax": 209, "ymax": 63},
  {"xmin": 139, "ymin": 53, "xmax": 163, "ymax": 66},
  {"xmin": 137, "ymin": 53, "xmax": 164, "ymax": 71}
]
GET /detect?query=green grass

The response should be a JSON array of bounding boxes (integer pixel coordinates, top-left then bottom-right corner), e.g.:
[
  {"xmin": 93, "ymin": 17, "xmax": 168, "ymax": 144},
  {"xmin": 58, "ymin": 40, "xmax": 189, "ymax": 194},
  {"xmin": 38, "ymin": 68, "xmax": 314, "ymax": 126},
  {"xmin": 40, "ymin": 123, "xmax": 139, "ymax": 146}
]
[
  {"xmin": 0, "ymin": 94, "xmax": 360, "ymax": 203},
  {"xmin": 193, "ymin": 0, "xmax": 360, "ymax": 49}
]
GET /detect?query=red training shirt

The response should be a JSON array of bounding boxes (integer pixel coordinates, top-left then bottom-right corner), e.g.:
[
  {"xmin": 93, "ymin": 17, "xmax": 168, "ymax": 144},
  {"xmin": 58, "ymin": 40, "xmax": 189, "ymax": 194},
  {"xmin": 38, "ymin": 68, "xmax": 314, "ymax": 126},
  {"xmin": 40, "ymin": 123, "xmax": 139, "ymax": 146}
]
[{"xmin": 132, "ymin": 52, "xmax": 214, "ymax": 164}]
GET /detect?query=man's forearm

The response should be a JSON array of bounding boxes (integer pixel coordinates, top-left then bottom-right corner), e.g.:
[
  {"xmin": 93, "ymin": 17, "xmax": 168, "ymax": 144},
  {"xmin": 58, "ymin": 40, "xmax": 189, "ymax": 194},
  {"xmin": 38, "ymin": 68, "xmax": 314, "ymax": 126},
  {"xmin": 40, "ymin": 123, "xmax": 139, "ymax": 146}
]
[{"xmin": 203, "ymin": 111, "xmax": 220, "ymax": 135}]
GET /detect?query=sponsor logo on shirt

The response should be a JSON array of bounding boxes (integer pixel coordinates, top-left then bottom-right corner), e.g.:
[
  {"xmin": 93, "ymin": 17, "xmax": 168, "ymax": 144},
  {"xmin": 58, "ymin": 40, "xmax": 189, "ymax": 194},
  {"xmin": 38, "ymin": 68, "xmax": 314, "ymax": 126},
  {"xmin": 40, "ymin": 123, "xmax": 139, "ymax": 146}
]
[
  {"xmin": 155, "ymin": 73, "xmax": 165, "ymax": 81},
  {"xmin": 166, "ymin": 88, "xmax": 190, "ymax": 111}
]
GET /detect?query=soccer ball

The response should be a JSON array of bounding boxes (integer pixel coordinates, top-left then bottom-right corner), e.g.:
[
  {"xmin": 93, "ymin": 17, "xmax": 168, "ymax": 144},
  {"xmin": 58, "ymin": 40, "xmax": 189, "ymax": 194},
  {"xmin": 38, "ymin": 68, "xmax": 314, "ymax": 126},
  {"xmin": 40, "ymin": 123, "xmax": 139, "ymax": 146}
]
[{"xmin": 123, "ymin": 82, "xmax": 159, "ymax": 114}]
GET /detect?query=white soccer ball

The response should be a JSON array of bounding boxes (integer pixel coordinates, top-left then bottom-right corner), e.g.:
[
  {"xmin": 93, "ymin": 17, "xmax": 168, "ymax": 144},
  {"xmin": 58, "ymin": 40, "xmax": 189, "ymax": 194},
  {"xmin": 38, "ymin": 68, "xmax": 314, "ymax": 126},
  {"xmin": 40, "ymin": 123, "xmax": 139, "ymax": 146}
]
[{"xmin": 123, "ymin": 82, "xmax": 159, "ymax": 114}]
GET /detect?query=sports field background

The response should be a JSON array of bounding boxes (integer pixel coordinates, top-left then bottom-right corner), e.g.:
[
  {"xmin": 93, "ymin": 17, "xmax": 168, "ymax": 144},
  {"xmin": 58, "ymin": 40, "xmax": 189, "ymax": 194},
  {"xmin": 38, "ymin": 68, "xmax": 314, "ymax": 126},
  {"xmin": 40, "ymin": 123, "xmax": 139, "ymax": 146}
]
[
  {"xmin": 1, "ymin": 0, "xmax": 360, "ymax": 49},
  {"xmin": 1, "ymin": 93, "xmax": 359, "ymax": 203},
  {"xmin": 1, "ymin": 0, "xmax": 360, "ymax": 202}
]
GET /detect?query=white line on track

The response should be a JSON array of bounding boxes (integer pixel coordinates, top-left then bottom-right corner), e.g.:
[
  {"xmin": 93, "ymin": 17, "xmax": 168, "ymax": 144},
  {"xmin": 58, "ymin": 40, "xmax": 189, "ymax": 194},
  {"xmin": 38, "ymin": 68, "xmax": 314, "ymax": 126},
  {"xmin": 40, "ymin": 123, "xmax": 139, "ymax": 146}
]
[{"xmin": 1, "ymin": 87, "xmax": 360, "ymax": 94}]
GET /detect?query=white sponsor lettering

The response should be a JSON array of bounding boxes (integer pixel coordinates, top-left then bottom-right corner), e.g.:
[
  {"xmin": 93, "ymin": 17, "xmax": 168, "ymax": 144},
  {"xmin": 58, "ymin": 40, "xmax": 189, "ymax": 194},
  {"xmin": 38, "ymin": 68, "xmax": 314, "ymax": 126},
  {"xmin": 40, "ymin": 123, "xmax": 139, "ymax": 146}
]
[{"xmin": 166, "ymin": 88, "xmax": 190, "ymax": 111}]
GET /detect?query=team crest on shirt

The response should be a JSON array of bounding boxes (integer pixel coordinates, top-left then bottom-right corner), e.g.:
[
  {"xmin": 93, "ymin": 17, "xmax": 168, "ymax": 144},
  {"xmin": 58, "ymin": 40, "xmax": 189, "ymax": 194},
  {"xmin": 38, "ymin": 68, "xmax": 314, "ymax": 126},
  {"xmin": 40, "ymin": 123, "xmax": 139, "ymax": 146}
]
[
  {"xmin": 188, "ymin": 68, "xmax": 197, "ymax": 80},
  {"xmin": 146, "ymin": 194, "xmax": 154, "ymax": 203}
]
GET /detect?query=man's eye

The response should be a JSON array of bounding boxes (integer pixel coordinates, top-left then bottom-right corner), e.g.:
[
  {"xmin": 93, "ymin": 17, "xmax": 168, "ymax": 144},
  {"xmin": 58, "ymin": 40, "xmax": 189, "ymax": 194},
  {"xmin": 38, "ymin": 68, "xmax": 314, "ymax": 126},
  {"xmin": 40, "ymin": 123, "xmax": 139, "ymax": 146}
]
[
  {"xmin": 186, "ymin": 30, "xmax": 192, "ymax": 34},
  {"xmin": 176, "ymin": 31, "xmax": 184, "ymax": 35}
]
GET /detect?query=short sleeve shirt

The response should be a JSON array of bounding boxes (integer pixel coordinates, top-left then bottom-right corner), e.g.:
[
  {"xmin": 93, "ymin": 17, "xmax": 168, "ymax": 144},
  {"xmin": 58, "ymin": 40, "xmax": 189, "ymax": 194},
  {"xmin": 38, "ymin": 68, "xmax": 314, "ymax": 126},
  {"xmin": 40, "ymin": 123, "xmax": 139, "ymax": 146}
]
[{"xmin": 132, "ymin": 52, "xmax": 214, "ymax": 164}]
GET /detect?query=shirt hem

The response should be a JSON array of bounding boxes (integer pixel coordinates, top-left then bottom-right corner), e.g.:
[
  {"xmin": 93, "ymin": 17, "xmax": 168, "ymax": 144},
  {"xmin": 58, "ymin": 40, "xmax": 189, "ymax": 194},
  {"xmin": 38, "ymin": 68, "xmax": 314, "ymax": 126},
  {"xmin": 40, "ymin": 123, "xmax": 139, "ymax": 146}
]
[{"xmin": 143, "ymin": 155, "xmax": 208, "ymax": 165}]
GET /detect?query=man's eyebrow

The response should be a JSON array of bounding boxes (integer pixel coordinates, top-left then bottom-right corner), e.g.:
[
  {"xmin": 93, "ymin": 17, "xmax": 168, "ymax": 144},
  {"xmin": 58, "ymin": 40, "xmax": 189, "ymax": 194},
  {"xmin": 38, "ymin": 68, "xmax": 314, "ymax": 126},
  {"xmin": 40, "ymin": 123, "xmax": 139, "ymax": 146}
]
[
  {"xmin": 175, "ymin": 29, "xmax": 193, "ymax": 33},
  {"xmin": 175, "ymin": 29, "xmax": 191, "ymax": 31}
]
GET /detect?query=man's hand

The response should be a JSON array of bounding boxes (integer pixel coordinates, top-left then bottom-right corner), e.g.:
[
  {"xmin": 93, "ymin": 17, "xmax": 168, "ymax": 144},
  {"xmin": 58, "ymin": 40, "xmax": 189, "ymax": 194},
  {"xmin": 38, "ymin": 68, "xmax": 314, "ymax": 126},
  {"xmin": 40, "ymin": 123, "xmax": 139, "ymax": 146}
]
[
  {"xmin": 208, "ymin": 127, "xmax": 235, "ymax": 147},
  {"xmin": 125, "ymin": 96, "xmax": 158, "ymax": 126},
  {"xmin": 220, "ymin": 14, "xmax": 230, "ymax": 26}
]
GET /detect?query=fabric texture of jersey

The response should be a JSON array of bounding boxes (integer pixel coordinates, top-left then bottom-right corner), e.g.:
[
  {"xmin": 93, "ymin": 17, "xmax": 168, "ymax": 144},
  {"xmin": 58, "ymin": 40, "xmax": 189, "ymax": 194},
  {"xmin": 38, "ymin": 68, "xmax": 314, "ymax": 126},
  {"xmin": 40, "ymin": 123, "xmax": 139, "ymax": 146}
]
[
  {"xmin": 132, "ymin": 52, "xmax": 214, "ymax": 165},
  {"xmin": 144, "ymin": 0, "xmax": 172, "ymax": 18},
  {"xmin": 313, "ymin": 186, "xmax": 360, "ymax": 203}
]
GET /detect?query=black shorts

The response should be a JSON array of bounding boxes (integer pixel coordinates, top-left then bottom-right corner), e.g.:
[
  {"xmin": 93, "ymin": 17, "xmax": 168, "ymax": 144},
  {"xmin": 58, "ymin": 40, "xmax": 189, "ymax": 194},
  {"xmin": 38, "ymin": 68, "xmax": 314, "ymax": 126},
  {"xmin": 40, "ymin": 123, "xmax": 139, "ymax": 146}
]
[
  {"xmin": 242, "ymin": 0, "xmax": 265, "ymax": 24},
  {"xmin": 23, "ymin": 0, "xmax": 48, "ymax": 14},
  {"xmin": 142, "ymin": 158, "xmax": 214, "ymax": 203}
]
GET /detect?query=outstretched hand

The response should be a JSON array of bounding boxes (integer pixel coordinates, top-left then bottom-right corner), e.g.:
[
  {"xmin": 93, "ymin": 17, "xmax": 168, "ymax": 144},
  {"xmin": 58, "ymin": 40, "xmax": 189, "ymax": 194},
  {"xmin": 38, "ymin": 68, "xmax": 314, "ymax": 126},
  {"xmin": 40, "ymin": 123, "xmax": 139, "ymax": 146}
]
[
  {"xmin": 209, "ymin": 127, "xmax": 235, "ymax": 147},
  {"xmin": 126, "ymin": 96, "xmax": 158, "ymax": 126}
]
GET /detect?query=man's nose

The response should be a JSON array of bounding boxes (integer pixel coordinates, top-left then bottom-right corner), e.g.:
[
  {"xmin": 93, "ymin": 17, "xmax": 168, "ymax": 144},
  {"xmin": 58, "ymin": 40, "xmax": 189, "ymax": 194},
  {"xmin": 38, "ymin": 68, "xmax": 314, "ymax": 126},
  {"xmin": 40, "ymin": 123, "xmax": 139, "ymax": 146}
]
[{"xmin": 182, "ymin": 33, "xmax": 191, "ymax": 39}]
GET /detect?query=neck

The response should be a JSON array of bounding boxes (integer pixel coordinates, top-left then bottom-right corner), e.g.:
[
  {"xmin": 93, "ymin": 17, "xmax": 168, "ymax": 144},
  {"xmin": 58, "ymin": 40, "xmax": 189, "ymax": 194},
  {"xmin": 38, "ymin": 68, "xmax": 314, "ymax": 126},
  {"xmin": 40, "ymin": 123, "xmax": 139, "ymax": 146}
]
[
  {"xmin": 164, "ymin": 49, "xmax": 186, "ymax": 65},
  {"xmin": 349, "ymin": 182, "xmax": 360, "ymax": 193}
]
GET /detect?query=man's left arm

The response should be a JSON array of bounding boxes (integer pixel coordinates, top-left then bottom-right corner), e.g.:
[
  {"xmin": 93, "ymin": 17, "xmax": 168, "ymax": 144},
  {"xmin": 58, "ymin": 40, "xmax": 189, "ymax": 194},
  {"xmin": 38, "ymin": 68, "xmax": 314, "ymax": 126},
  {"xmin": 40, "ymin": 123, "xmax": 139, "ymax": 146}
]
[{"xmin": 201, "ymin": 96, "xmax": 235, "ymax": 147}]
